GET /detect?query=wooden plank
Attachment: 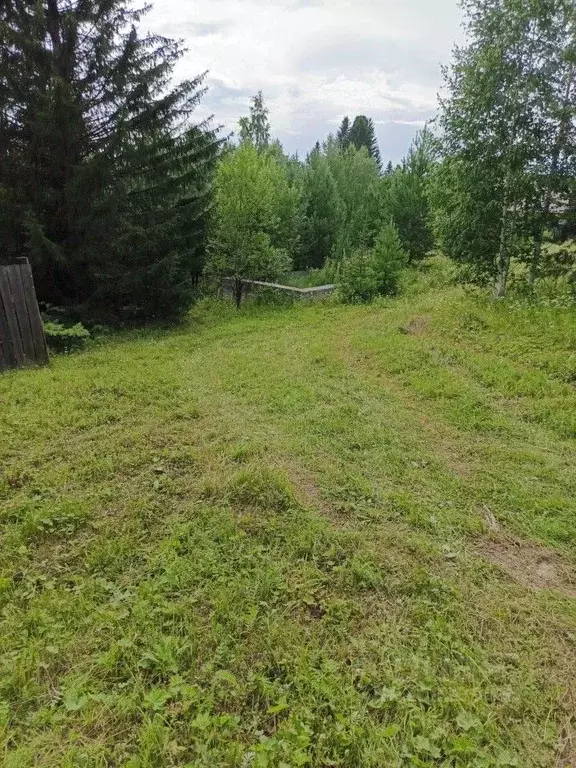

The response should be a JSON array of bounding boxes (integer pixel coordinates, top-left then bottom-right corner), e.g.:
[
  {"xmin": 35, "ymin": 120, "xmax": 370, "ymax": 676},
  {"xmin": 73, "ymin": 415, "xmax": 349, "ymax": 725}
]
[
  {"xmin": 6, "ymin": 264, "xmax": 35, "ymax": 363},
  {"xmin": 0, "ymin": 268, "xmax": 25, "ymax": 367},
  {"xmin": 0, "ymin": 292, "xmax": 13, "ymax": 370},
  {"xmin": 16, "ymin": 259, "xmax": 49, "ymax": 365}
]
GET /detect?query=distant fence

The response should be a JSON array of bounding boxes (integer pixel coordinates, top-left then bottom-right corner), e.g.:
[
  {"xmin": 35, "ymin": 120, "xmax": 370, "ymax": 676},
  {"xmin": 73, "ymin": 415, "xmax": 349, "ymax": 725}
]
[
  {"xmin": 222, "ymin": 278, "xmax": 335, "ymax": 303},
  {"xmin": 0, "ymin": 258, "xmax": 49, "ymax": 372}
]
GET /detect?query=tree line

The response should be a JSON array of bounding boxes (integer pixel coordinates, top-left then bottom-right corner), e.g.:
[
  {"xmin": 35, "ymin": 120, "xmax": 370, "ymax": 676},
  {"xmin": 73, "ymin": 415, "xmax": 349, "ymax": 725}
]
[
  {"xmin": 1, "ymin": 0, "xmax": 574, "ymax": 325},
  {"xmin": 206, "ymin": 91, "xmax": 433, "ymax": 305}
]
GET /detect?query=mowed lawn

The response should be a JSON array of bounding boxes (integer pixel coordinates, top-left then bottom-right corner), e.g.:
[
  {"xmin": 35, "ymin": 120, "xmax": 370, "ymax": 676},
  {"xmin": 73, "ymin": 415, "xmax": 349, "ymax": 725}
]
[{"xmin": 1, "ymin": 283, "xmax": 576, "ymax": 767}]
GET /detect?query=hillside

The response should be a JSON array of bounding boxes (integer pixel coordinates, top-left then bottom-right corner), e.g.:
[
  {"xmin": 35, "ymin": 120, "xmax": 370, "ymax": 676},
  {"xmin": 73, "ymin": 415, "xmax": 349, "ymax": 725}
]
[{"xmin": 1, "ymin": 283, "xmax": 576, "ymax": 767}]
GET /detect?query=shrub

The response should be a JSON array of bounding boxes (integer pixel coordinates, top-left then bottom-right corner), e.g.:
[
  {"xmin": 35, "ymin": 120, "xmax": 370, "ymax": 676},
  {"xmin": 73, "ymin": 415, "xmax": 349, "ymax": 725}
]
[
  {"xmin": 371, "ymin": 219, "xmax": 407, "ymax": 294},
  {"xmin": 338, "ymin": 220, "xmax": 406, "ymax": 303},
  {"xmin": 338, "ymin": 249, "xmax": 380, "ymax": 304},
  {"xmin": 43, "ymin": 321, "xmax": 91, "ymax": 354}
]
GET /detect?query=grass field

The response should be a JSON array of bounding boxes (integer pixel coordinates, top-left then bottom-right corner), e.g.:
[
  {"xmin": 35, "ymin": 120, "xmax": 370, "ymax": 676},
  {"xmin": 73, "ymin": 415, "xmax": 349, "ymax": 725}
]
[{"xmin": 1, "ymin": 272, "xmax": 576, "ymax": 766}]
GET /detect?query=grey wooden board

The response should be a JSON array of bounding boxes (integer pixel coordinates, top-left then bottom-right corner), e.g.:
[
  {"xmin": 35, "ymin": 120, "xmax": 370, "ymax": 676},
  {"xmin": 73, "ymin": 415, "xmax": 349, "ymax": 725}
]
[
  {"xmin": 0, "ymin": 268, "xmax": 25, "ymax": 366},
  {"xmin": 0, "ymin": 292, "xmax": 13, "ymax": 370},
  {"xmin": 17, "ymin": 259, "xmax": 49, "ymax": 364},
  {"xmin": 6, "ymin": 264, "xmax": 35, "ymax": 362}
]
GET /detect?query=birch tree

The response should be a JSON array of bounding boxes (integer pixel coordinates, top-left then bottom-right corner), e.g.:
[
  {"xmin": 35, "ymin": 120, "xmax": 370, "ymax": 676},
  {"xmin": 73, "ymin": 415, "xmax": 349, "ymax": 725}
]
[{"xmin": 437, "ymin": 0, "xmax": 575, "ymax": 295}]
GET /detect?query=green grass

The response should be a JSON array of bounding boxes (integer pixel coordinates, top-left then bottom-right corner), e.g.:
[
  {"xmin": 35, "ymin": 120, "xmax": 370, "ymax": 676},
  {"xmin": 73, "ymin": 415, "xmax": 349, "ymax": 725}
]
[
  {"xmin": 282, "ymin": 269, "xmax": 335, "ymax": 288},
  {"xmin": 1, "ymin": 278, "xmax": 576, "ymax": 766}
]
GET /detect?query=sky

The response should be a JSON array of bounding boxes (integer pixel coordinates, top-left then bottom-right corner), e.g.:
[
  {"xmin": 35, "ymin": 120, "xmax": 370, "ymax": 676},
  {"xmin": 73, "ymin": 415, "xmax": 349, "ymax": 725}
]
[{"xmin": 146, "ymin": 0, "xmax": 465, "ymax": 164}]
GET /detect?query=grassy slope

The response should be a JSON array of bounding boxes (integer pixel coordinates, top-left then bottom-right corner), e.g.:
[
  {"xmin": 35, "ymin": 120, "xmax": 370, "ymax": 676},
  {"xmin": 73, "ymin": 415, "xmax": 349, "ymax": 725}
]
[{"xmin": 1, "ymin": 282, "xmax": 576, "ymax": 767}]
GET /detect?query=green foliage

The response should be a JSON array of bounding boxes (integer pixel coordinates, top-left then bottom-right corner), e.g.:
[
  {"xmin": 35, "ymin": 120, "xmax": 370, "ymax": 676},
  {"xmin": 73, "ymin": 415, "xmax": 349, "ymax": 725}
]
[
  {"xmin": 339, "ymin": 250, "xmax": 380, "ymax": 304},
  {"xmin": 298, "ymin": 149, "xmax": 344, "ymax": 269},
  {"xmin": 205, "ymin": 143, "xmax": 294, "ymax": 303},
  {"xmin": 0, "ymin": 0, "xmax": 220, "ymax": 323},
  {"xmin": 347, "ymin": 115, "xmax": 382, "ymax": 171},
  {"xmin": 239, "ymin": 91, "xmax": 271, "ymax": 150},
  {"xmin": 337, "ymin": 116, "xmax": 351, "ymax": 149},
  {"xmin": 436, "ymin": 0, "xmax": 576, "ymax": 295},
  {"xmin": 283, "ymin": 268, "xmax": 335, "ymax": 288},
  {"xmin": 325, "ymin": 141, "xmax": 381, "ymax": 258},
  {"xmin": 372, "ymin": 220, "xmax": 408, "ymax": 292},
  {"xmin": 429, "ymin": 156, "xmax": 503, "ymax": 283},
  {"xmin": 381, "ymin": 129, "xmax": 435, "ymax": 261},
  {"xmin": 43, "ymin": 321, "xmax": 91, "ymax": 354},
  {"xmin": 338, "ymin": 221, "xmax": 406, "ymax": 303}
]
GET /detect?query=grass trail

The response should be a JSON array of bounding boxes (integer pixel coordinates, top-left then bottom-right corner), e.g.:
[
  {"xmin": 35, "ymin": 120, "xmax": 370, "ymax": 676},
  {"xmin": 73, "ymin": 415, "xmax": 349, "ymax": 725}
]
[{"xmin": 1, "ymin": 286, "xmax": 576, "ymax": 766}]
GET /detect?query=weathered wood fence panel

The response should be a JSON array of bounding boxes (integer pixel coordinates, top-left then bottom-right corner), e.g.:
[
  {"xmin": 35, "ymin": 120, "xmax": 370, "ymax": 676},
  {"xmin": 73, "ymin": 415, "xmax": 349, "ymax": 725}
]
[
  {"xmin": 222, "ymin": 277, "xmax": 335, "ymax": 302},
  {"xmin": 0, "ymin": 258, "xmax": 49, "ymax": 372}
]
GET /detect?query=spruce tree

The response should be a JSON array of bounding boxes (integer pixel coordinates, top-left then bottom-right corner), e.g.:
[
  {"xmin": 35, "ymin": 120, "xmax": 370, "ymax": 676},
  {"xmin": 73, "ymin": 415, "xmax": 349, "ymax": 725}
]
[
  {"xmin": 337, "ymin": 116, "xmax": 351, "ymax": 149},
  {"xmin": 0, "ymin": 0, "xmax": 219, "ymax": 322},
  {"xmin": 348, "ymin": 116, "xmax": 382, "ymax": 170}
]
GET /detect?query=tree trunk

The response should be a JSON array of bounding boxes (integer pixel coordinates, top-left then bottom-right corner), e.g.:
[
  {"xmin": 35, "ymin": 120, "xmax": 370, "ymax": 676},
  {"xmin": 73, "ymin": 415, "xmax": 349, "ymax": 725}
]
[{"xmin": 495, "ymin": 175, "xmax": 511, "ymax": 298}]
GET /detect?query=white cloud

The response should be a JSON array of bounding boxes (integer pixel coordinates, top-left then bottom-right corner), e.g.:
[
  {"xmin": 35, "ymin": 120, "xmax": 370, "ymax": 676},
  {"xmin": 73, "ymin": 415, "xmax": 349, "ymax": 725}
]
[{"xmin": 145, "ymin": 0, "xmax": 464, "ymax": 161}]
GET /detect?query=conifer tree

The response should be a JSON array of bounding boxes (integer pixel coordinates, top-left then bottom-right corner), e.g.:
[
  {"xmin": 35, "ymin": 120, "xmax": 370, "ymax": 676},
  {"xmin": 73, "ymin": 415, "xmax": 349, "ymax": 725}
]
[
  {"xmin": 337, "ymin": 116, "xmax": 351, "ymax": 149},
  {"xmin": 348, "ymin": 116, "xmax": 382, "ymax": 170},
  {"xmin": 0, "ymin": 0, "xmax": 220, "ymax": 321}
]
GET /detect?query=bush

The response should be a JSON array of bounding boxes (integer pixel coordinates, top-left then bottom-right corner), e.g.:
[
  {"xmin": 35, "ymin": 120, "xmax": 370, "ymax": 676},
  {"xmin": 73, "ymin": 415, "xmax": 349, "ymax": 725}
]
[
  {"xmin": 371, "ymin": 220, "xmax": 407, "ymax": 294},
  {"xmin": 43, "ymin": 321, "xmax": 91, "ymax": 354},
  {"xmin": 338, "ymin": 220, "xmax": 406, "ymax": 303},
  {"xmin": 339, "ymin": 250, "xmax": 380, "ymax": 304}
]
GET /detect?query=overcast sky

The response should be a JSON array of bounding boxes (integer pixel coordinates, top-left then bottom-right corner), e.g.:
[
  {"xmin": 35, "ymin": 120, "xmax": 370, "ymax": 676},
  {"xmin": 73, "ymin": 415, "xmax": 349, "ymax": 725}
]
[{"xmin": 146, "ymin": 0, "xmax": 464, "ymax": 163}]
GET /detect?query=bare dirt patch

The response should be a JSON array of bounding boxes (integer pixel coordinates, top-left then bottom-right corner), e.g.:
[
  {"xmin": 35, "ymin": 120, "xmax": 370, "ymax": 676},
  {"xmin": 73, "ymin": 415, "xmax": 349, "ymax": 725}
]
[
  {"xmin": 556, "ymin": 719, "xmax": 576, "ymax": 768},
  {"xmin": 281, "ymin": 465, "xmax": 341, "ymax": 522},
  {"xmin": 477, "ymin": 537, "xmax": 576, "ymax": 597},
  {"xmin": 399, "ymin": 316, "xmax": 430, "ymax": 336},
  {"xmin": 556, "ymin": 690, "xmax": 576, "ymax": 768}
]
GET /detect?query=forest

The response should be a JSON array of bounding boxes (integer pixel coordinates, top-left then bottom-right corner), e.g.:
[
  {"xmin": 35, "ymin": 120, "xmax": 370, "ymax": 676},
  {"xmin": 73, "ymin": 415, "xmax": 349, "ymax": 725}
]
[{"xmin": 1, "ymin": 0, "xmax": 575, "ymax": 330}]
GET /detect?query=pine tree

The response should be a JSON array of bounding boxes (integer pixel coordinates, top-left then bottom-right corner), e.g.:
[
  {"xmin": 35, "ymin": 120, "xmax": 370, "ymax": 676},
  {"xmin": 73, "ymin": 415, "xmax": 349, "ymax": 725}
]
[
  {"xmin": 0, "ymin": 0, "xmax": 219, "ymax": 322},
  {"xmin": 348, "ymin": 116, "xmax": 382, "ymax": 170},
  {"xmin": 239, "ymin": 91, "xmax": 271, "ymax": 151},
  {"xmin": 337, "ymin": 117, "xmax": 351, "ymax": 149}
]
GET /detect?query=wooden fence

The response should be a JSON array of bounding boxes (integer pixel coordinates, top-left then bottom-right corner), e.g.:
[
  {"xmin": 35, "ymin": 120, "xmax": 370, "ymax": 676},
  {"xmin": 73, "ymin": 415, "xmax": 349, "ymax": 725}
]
[
  {"xmin": 222, "ymin": 277, "xmax": 335, "ymax": 303},
  {"xmin": 0, "ymin": 258, "xmax": 49, "ymax": 372}
]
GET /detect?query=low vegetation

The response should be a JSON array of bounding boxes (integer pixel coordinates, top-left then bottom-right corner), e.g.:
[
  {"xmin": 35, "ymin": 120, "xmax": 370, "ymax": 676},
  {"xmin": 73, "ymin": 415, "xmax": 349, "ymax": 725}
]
[{"xmin": 2, "ymin": 268, "xmax": 576, "ymax": 766}]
